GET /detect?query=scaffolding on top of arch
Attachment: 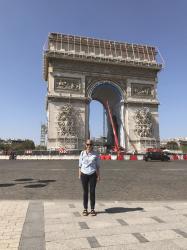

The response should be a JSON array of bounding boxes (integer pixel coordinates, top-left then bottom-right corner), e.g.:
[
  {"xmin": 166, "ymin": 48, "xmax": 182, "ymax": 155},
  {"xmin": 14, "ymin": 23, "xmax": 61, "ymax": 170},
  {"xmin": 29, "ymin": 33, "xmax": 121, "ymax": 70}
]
[{"xmin": 43, "ymin": 33, "xmax": 164, "ymax": 70}]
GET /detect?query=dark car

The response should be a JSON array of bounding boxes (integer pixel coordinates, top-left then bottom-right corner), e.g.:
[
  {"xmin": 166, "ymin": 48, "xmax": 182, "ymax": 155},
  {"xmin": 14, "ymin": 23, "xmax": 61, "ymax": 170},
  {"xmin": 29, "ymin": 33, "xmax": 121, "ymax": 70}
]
[{"xmin": 144, "ymin": 151, "xmax": 170, "ymax": 161}]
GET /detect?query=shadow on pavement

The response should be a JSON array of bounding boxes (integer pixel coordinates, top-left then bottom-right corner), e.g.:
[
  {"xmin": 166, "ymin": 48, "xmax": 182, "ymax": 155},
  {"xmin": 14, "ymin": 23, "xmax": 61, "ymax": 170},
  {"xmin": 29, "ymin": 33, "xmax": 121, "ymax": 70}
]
[
  {"xmin": 98, "ymin": 207, "xmax": 144, "ymax": 214},
  {"xmin": 14, "ymin": 178, "xmax": 34, "ymax": 181},
  {"xmin": 0, "ymin": 179, "xmax": 56, "ymax": 189},
  {"xmin": 0, "ymin": 183, "xmax": 16, "ymax": 187},
  {"xmin": 24, "ymin": 183, "xmax": 48, "ymax": 188}
]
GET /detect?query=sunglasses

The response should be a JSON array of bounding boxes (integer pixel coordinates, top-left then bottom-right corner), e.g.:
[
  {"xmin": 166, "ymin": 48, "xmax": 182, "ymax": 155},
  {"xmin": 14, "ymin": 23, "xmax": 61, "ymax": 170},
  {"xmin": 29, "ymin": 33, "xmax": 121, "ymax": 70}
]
[{"xmin": 86, "ymin": 144, "xmax": 93, "ymax": 146}]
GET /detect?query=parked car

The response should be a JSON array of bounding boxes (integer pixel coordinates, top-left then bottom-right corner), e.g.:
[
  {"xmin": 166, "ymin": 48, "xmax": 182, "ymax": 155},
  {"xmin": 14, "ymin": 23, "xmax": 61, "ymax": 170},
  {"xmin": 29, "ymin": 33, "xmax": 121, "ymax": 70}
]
[{"xmin": 144, "ymin": 151, "xmax": 170, "ymax": 161}]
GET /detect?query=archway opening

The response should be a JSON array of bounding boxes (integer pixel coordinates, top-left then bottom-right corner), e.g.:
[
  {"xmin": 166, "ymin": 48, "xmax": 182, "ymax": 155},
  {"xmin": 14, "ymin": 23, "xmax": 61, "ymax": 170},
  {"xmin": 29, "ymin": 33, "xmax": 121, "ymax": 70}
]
[
  {"xmin": 89, "ymin": 100, "xmax": 106, "ymax": 142},
  {"xmin": 88, "ymin": 82, "xmax": 125, "ymax": 151}
]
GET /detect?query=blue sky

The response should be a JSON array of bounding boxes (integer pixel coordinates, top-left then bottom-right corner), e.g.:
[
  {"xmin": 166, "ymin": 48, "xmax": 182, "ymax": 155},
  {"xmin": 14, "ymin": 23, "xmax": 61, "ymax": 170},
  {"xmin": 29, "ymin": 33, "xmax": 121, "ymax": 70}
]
[{"xmin": 0, "ymin": 0, "xmax": 186, "ymax": 144}]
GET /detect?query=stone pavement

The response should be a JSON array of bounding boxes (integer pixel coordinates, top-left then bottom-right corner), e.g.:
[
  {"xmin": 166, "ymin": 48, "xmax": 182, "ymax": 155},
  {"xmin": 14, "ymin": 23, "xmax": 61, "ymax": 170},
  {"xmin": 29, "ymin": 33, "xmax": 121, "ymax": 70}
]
[{"xmin": 1, "ymin": 200, "xmax": 187, "ymax": 249}]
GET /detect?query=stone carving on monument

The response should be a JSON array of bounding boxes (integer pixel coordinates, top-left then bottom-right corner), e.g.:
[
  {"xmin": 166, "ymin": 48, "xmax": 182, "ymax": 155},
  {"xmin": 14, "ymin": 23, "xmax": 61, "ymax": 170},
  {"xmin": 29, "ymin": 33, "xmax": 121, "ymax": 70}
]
[
  {"xmin": 57, "ymin": 104, "xmax": 76, "ymax": 136},
  {"xmin": 55, "ymin": 77, "xmax": 81, "ymax": 92},
  {"xmin": 131, "ymin": 84, "xmax": 153, "ymax": 97},
  {"xmin": 86, "ymin": 77, "xmax": 126, "ymax": 92},
  {"xmin": 134, "ymin": 107, "xmax": 153, "ymax": 138}
]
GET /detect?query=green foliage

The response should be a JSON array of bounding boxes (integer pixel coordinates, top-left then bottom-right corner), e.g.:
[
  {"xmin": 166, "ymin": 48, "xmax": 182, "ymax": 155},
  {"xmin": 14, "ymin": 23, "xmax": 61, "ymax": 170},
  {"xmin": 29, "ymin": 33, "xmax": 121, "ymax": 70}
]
[
  {"xmin": 0, "ymin": 139, "xmax": 35, "ymax": 151},
  {"xmin": 180, "ymin": 144, "xmax": 187, "ymax": 153},
  {"xmin": 166, "ymin": 141, "xmax": 179, "ymax": 150},
  {"xmin": 35, "ymin": 145, "xmax": 47, "ymax": 150},
  {"xmin": 0, "ymin": 143, "xmax": 11, "ymax": 151}
]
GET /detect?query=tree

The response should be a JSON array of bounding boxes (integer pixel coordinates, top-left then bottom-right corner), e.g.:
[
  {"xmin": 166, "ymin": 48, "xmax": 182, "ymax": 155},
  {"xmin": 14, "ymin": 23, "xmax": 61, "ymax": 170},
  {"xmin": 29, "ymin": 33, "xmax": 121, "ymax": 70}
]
[
  {"xmin": 35, "ymin": 145, "xmax": 47, "ymax": 150},
  {"xmin": 0, "ymin": 139, "xmax": 35, "ymax": 153},
  {"xmin": 22, "ymin": 140, "xmax": 35, "ymax": 150},
  {"xmin": 166, "ymin": 141, "xmax": 179, "ymax": 150},
  {"xmin": 180, "ymin": 141, "xmax": 187, "ymax": 153},
  {"xmin": 0, "ymin": 143, "xmax": 11, "ymax": 151}
]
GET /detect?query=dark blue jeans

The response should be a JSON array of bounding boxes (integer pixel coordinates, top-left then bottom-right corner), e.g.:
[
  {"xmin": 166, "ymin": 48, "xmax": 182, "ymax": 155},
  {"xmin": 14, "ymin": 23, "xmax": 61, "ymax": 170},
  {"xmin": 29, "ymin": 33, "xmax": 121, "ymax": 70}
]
[{"xmin": 81, "ymin": 172, "xmax": 97, "ymax": 210}]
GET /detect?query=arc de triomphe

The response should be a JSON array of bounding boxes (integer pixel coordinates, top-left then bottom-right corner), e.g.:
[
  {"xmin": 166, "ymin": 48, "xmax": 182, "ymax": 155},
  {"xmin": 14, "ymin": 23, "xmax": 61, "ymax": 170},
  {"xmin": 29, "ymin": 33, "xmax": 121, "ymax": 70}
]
[{"xmin": 43, "ymin": 33, "xmax": 163, "ymax": 152}]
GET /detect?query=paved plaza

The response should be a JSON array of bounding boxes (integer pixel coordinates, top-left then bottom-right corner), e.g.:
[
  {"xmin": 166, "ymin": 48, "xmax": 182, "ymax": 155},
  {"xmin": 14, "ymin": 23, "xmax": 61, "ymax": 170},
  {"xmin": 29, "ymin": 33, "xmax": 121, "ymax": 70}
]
[{"xmin": 0, "ymin": 160, "xmax": 187, "ymax": 249}]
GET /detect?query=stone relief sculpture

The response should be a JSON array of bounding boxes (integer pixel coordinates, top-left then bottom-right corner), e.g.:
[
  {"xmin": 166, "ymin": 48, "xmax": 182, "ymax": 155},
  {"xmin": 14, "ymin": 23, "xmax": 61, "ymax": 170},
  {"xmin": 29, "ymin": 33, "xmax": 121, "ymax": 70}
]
[
  {"xmin": 57, "ymin": 104, "xmax": 76, "ymax": 136},
  {"xmin": 134, "ymin": 107, "xmax": 153, "ymax": 137},
  {"xmin": 132, "ymin": 84, "xmax": 153, "ymax": 97},
  {"xmin": 55, "ymin": 77, "xmax": 81, "ymax": 91}
]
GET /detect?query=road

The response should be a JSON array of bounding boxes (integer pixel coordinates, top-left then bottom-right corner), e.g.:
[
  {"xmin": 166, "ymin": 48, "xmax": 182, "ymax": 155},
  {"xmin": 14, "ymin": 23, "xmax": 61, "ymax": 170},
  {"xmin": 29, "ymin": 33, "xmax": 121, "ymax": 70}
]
[{"xmin": 0, "ymin": 160, "xmax": 187, "ymax": 200}]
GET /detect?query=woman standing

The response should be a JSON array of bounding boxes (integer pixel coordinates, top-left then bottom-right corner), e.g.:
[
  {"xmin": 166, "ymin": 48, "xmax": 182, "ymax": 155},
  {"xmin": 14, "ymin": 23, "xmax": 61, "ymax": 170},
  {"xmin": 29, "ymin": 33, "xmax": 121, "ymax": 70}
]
[{"xmin": 79, "ymin": 139, "xmax": 100, "ymax": 216}]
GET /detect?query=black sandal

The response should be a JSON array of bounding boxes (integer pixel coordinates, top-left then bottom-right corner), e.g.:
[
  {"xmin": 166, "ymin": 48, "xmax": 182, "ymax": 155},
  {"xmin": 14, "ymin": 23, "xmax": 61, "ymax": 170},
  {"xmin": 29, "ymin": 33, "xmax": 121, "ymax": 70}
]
[
  {"xmin": 82, "ymin": 209, "xmax": 88, "ymax": 216},
  {"xmin": 90, "ymin": 209, "xmax": 96, "ymax": 216}
]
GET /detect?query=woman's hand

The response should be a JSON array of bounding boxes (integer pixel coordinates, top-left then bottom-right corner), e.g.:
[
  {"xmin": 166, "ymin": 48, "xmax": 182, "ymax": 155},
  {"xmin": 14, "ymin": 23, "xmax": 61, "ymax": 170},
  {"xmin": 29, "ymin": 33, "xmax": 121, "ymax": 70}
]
[
  {"xmin": 78, "ymin": 169, "xmax": 81, "ymax": 179},
  {"xmin": 96, "ymin": 168, "xmax": 100, "ymax": 182}
]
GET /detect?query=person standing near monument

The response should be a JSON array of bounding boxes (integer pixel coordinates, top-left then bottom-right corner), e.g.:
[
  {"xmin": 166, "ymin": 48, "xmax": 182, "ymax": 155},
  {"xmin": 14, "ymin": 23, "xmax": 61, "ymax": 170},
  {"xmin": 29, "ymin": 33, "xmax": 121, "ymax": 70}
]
[{"xmin": 79, "ymin": 139, "xmax": 100, "ymax": 216}]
